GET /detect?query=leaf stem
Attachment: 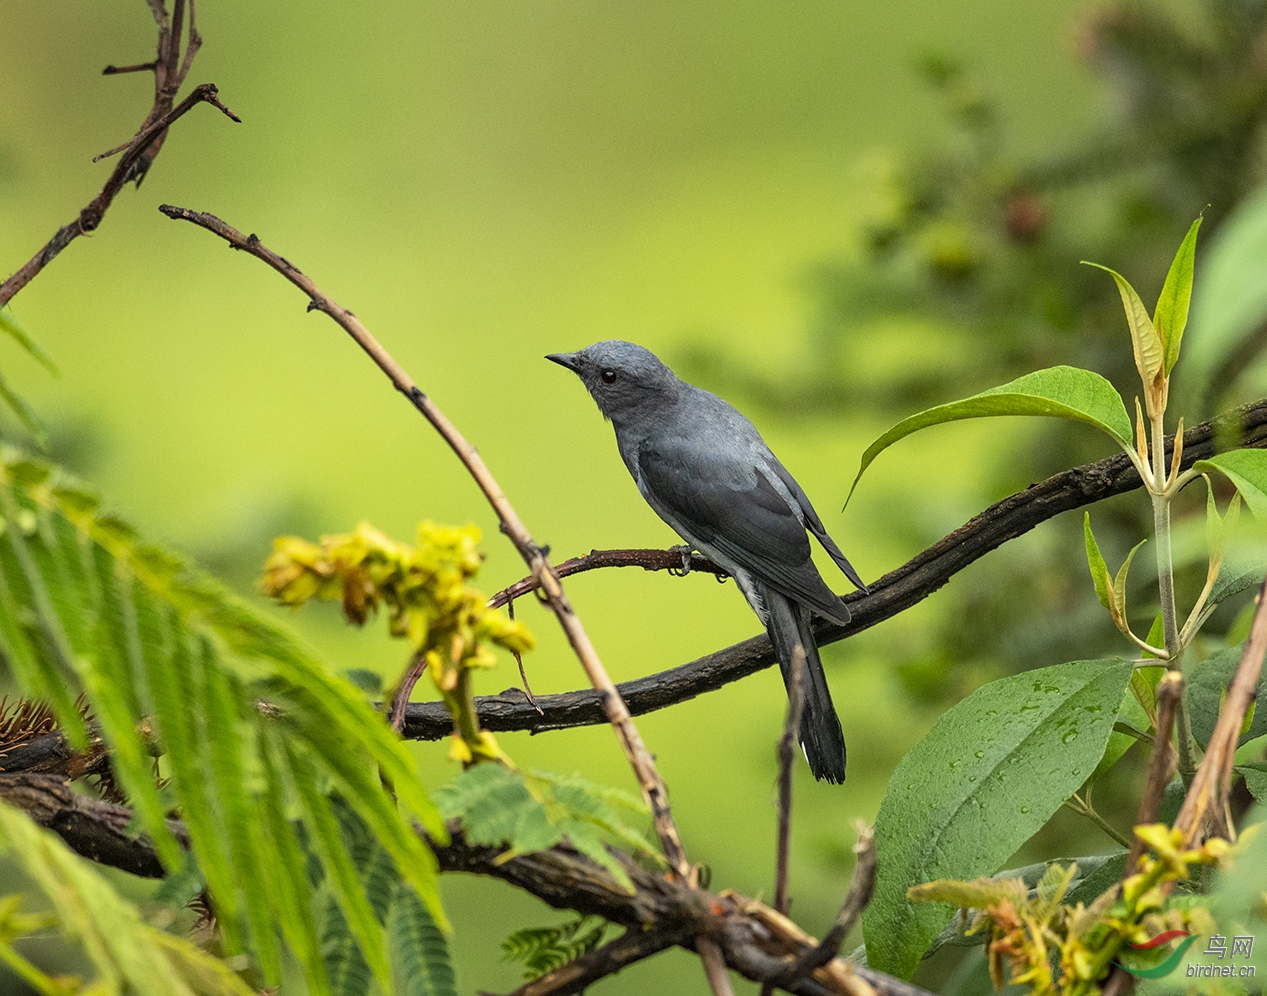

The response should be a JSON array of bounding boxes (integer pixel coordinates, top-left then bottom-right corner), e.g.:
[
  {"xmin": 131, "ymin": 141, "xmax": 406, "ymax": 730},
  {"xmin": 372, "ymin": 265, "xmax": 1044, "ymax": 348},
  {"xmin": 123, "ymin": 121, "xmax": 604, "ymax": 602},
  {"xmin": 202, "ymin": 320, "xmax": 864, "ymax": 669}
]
[
  {"xmin": 1150, "ymin": 414, "xmax": 1197, "ymax": 785},
  {"xmin": 1065, "ymin": 793, "xmax": 1132, "ymax": 849}
]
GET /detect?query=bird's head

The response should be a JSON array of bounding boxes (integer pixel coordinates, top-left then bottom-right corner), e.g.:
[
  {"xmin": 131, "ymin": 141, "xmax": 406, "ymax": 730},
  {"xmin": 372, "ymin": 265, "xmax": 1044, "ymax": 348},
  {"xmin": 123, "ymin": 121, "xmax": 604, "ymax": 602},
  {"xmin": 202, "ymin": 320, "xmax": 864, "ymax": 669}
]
[{"xmin": 546, "ymin": 340, "xmax": 679, "ymax": 421}]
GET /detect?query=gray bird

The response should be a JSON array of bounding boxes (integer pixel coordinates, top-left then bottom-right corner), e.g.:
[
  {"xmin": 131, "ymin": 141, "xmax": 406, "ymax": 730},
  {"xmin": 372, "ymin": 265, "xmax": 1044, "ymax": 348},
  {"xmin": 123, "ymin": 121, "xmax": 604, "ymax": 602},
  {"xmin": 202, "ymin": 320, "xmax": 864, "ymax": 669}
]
[{"xmin": 547, "ymin": 340, "xmax": 866, "ymax": 782}]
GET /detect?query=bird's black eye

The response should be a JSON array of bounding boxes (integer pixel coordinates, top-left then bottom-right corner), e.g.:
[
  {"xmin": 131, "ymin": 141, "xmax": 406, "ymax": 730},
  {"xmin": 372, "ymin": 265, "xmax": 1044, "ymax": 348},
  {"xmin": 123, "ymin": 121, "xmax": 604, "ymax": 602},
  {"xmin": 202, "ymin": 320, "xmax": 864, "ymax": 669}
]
[{"xmin": 601, "ymin": 368, "xmax": 617, "ymax": 384}]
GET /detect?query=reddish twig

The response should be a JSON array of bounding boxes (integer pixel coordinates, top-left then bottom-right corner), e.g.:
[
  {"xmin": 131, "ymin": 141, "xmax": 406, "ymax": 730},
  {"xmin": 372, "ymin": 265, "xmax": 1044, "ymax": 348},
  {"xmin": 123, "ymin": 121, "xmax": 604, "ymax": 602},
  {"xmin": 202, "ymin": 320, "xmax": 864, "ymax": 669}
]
[
  {"xmin": 0, "ymin": 1, "xmax": 234, "ymax": 308},
  {"xmin": 388, "ymin": 650, "xmax": 427, "ymax": 734},
  {"xmin": 488, "ymin": 548, "xmax": 727, "ymax": 608}
]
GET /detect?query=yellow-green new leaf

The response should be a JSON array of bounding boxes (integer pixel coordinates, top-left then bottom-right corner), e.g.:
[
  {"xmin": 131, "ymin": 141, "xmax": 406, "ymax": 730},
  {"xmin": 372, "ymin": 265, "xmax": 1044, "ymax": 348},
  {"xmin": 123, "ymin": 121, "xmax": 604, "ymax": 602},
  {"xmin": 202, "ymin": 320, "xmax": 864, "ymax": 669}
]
[
  {"xmin": 1113, "ymin": 539, "xmax": 1147, "ymax": 625},
  {"xmin": 1084, "ymin": 262, "xmax": 1165, "ymax": 393},
  {"xmin": 847, "ymin": 367, "xmax": 1132, "ymax": 505},
  {"xmin": 1083, "ymin": 514, "xmax": 1113, "ymax": 611},
  {"xmin": 1155, "ymin": 218, "xmax": 1202, "ymax": 374}
]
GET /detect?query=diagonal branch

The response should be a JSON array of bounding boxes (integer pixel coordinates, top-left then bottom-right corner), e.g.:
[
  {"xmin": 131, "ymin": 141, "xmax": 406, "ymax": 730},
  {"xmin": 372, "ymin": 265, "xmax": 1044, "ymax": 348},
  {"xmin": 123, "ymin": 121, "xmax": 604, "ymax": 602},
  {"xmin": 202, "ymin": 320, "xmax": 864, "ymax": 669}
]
[
  {"xmin": 152, "ymin": 203, "xmax": 747, "ymax": 986},
  {"xmin": 389, "ymin": 398, "xmax": 1267, "ymax": 741},
  {"xmin": 0, "ymin": 2, "xmax": 235, "ymax": 308}
]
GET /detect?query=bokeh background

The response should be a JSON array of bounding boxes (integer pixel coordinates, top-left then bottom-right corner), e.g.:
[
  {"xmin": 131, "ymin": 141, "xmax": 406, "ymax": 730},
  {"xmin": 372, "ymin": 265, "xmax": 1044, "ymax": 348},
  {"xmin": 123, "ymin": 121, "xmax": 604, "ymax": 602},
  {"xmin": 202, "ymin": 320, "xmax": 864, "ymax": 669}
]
[{"xmin": 3, "ymin": 0, "xmax": 1264, "ymax": 992}]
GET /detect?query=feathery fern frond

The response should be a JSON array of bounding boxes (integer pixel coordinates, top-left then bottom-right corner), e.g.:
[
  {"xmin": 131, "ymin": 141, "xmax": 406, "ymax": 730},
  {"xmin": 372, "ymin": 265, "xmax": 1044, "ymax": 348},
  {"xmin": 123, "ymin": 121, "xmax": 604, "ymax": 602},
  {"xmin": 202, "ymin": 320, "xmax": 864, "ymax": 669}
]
[{"xmin": 0, "ymin": 450, "xmax": 447, "ymax": 993}]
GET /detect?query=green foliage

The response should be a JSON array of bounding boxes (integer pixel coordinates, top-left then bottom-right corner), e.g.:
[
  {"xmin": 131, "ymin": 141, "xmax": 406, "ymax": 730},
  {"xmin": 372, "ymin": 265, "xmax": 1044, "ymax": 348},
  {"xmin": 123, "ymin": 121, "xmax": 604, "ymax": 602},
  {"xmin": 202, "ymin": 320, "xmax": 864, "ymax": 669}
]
[
  {"xmin": 0, "ymin": 450, "xmax": 446, "ymax": 993},
  {"xmin": 1155, "ymin": 217, "xmax": 1202, "ymax": 375},
  {"xmin": 862, "ymin": 658, "xmax": 1134, "ymax": 980},
  {"xmin": 311, "ymin": 797, "xmax": 457, "ymax": 996},
  {"xmin": 1196, "ymin": 448, "xmax": 1267, "ymax": 520},
  {"xmin": 1186, "ymin": 643, "xmax": 1267, "ymax": 750},
  {"xmin": 502, "ymin": 916, "xmax": 607, "ymax": 980},
  {"xmin": 0, "ymin": 308, "xmax": 55, "ymax": 449},
  {"xmin": 846, "ymin": 366, "xmax": 1133, "ymax": 505},
  {"xmin": 1237, "ymin": 763, "xmax": 1267, "ymax": 803},
  {"xmin": 0, "ymin": 802, "xmax": 255, "ymax": 996},
  {"xmin": 433, "ymin": 764, "xmax": 660, "ymax": 892}
]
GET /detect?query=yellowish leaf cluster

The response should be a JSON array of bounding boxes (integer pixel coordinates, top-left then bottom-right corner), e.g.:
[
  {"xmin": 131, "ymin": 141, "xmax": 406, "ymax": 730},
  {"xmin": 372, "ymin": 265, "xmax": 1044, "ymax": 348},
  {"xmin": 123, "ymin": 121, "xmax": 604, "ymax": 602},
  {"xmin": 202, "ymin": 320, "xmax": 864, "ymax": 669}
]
[
  {"xmin": 261, "ymin": 521, "xmax": 533, "ymax": 763},
  {"xmin": 909, "ymin": 824, "xmax": 1232, "ymax": 995}
]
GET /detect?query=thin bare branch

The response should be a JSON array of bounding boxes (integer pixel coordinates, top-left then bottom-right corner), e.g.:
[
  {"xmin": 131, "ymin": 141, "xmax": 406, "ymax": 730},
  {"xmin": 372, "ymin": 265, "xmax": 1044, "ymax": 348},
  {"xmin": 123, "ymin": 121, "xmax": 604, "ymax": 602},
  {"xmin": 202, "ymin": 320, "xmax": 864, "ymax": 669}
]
[
  {"xmin": 773, "ymin": 645, "xmax": 808, "ymax": 924},
  {"xmin": 776, "ymin": 825, "xmax": 877, "ymax": 988},
  {"xmin": 1125, "ymin": 671, "xmax": 1181, "ymax": 876},
  {"xmin": 156, "ymin": 204, "xmax": 735, "ymax": 984},
  {"xmin": 488, "ymin": 547, "xmax": 727, "ymax": 608},
  {"xmin": 1174, "ymin": 578, "xmax": 1267, "ymax": 844},
  {"xmin": 1, "ymin": 89, "xmax": 237, "ymax": 308}
]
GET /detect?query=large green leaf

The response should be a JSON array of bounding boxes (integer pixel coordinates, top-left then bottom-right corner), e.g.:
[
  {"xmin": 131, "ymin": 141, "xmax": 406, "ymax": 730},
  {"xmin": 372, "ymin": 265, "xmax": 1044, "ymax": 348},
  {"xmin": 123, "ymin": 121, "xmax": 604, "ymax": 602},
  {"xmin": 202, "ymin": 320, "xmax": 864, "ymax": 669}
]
[
  {"xmin": 0, "ymin": 802, "xmax": 256, "ymax": 996},
  {"xmin": 846, "ymin": 367, "xmax": 1132, "ymax": 505},
  {"xmin": 1194, "ymin": 449, "xmax": 1267, "ymax": 519},
  {"xmin": 0, "ymin": 450, "xmax": 447, "ymax": 991},
  {"xmin": 862, "ymin": 658, "xmax": 1133, "ymax": 980}
]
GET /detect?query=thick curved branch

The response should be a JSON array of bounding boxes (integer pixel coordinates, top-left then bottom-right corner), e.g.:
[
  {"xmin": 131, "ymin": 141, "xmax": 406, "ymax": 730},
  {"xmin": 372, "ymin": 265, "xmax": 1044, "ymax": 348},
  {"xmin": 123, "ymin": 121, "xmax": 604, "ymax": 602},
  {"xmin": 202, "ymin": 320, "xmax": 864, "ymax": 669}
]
[
  {"xmin": 395, "ymin": 398, "xmax": 1267, "ymax": 740},
  {"xmin": 8, "ymin": 779, "xmax": 930, "ymax": 996},
  {"xmin": 0, "ymin": 2, "xmax": 236, "ymax": 308}
]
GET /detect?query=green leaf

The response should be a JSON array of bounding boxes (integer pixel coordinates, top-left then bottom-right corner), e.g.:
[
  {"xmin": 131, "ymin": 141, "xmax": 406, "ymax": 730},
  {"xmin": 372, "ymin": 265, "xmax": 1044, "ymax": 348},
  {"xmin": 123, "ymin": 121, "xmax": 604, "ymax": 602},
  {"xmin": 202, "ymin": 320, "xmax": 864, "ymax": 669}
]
[
  {"xmin": 1091, "ymin": 686, "xmax": 1152, "ymax": 783},
  {"xmin": 389, "ymin": 881, "xmax": 457, "ymax": 996},
  {"xmin": 1154, "ymin": 217, "xmax": 1202, "ymax": 374},
  {"xmin": 846, "ymin": 367, "xmax": 1132, "ymax": 505},
  {"xmin": 1083, "ymin": 262, "xmax": 1165, "ymax": 388},
  {"xmin": 1208, "ymin": 549, "xmax": 1267, "ymax": 606},
  {"xmin": 0, "ymin": 802, "xmax": 256, "ymax": 996},
  {"xmin": 1083, "ymin": 514, "xmax": 1113, "ymax": 610},
  {"xmin": 1112, "ymin": 539, "xmax": 1147, "ymax": 622},
  {"xmin": 1186, "ymin": 643, "xmax": 1267, "ymax": 749},
  {"xmin": 435, "ymin": 765, "xmax": 659, "ymax": 892},
  {"xmin": 1183, "ymin": 182, "xmax": 1267, "ymax": 389},
  {"xmin": 0, "ymin": 309, "xmax": 57, "ymax": 375},
  {"xmin": 502, "ymin": 917, "xmax": 608, "ymax": 980},
  {"xmin": 862, "ymin": 658, "xmax": 1133, "ymax": 980},
  {"xmin": 1236, "ymin": 762, "xmax": 1267, "ymax": 802},
  {"xmin": 1195, "ymin": 449, "xmax": 1267, "ymax": 519}
]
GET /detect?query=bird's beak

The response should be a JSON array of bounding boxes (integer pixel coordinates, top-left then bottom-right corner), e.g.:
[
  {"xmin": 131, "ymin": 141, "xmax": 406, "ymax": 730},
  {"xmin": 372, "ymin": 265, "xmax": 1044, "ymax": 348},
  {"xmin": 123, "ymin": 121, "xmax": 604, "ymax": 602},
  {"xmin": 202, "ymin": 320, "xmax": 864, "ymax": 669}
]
[{"xmin": 546, "ymin": 352, "xmax": 580, "ymax": 371}]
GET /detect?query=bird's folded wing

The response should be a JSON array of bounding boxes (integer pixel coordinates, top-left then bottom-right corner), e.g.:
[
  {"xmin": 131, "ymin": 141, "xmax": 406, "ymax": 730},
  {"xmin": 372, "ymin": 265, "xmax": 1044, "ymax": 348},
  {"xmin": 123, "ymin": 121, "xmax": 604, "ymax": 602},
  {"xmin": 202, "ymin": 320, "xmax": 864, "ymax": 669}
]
[{"xmin": 638, "ymin": 437, "xmax": 849, "ymax": 622}]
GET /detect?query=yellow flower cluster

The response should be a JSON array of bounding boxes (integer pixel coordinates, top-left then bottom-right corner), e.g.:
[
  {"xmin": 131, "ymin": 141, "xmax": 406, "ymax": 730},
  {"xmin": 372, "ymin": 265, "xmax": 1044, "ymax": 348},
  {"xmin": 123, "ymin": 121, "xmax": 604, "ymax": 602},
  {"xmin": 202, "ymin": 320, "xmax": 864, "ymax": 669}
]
[{"xmin": 261, "ymin": 521, "xmax": 533, "ymax": 762}]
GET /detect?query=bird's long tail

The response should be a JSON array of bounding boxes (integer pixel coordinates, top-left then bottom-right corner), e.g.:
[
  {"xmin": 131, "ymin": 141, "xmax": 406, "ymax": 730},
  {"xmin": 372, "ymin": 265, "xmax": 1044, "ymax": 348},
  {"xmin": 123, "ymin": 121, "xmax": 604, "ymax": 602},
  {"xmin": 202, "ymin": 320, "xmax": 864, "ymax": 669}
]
[{"xmin": 762, "ymin": 584, "xmax": 847, "ymax": 783}]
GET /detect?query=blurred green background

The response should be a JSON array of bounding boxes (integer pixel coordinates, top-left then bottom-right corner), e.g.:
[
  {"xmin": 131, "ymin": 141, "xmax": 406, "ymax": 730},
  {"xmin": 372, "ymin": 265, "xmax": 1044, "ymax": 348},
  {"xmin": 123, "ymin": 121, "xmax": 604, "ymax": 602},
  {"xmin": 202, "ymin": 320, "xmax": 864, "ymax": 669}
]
[{"xmin": 1, "ymin": 0, "xmax": 1254, "ymax": 992}]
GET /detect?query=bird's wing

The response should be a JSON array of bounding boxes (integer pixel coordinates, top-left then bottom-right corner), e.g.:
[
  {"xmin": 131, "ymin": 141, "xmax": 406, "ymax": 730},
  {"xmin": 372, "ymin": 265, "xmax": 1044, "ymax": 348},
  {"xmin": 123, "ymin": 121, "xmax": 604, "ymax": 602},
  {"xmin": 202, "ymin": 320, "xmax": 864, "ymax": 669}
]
[
  {"xmin": 769, "ymin": 460, "xmax": 868, "ymax": 592},
  {"xmin": 637, "ymin": 435, "xmax": 849, "ymax": 622}
]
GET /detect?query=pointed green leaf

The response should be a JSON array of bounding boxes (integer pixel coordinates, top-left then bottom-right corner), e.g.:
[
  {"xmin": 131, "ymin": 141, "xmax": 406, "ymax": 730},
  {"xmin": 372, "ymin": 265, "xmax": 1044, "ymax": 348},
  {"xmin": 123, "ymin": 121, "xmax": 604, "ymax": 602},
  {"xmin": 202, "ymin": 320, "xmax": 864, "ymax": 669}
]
[
  {"xmin": 1084, "ymin": 262, "xmax": 1165, "ymax": 386},
  {"xmin": 389, "ymin": 882, "xmax": 458, "ymax": 996},
  {"xmin": 1195, "ymin": 449, "xmax": 1267, "ymax": 519},
  {"xmin": 0, "ymin": 309, "xmax": 57, "ymax": 375},
  {"xmin": 1083, "ymin": 514, "xmax": 1113, "ymax": 611},
  {"xmin": 1236, "ymin": 761, "xmax": 1267, "ymax": 802},
  {"xmin": 1155, "ymin": 217, "xmax": 1202, "ymax": 374},
  {"xmin": 847, "ymin": 366, "xmax": 1132, "ymax": 504},
  {"xmin": 862, "ymin": 658, "xmax": 1133, "ymax": 980},
  {"xmin": 1112, "ymin": 539, "xmax": 1147, "ymax": 621}
]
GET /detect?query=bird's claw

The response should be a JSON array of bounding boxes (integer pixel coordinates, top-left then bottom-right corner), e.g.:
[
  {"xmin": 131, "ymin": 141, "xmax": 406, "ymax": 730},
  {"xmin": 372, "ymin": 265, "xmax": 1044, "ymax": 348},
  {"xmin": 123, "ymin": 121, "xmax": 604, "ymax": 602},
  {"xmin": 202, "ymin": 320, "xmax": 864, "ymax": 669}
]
[{"xmin": 668, "ymin": 544, "xmax": 694, "ymax": 577}]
